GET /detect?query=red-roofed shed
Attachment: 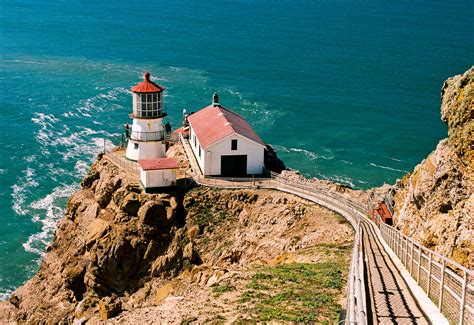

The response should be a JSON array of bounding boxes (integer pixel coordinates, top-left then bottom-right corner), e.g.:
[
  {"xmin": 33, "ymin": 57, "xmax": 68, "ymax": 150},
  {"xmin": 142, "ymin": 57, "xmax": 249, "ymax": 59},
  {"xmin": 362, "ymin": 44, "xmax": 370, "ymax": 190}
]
[{"xmin": 138, "ymin": 157, "xmax": 178, "ymax": 192}]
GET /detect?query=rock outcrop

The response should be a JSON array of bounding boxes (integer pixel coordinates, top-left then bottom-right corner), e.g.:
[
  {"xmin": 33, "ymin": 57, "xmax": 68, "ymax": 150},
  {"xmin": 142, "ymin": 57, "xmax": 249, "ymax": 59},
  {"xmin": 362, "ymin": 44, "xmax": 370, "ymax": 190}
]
[
  {"xmin": 0, "ymin": 152, "xmax": 353, "ymax": 323},
  {"xmin": 392, "ymin": 67, "xmax": 473, "ymax": 269}
]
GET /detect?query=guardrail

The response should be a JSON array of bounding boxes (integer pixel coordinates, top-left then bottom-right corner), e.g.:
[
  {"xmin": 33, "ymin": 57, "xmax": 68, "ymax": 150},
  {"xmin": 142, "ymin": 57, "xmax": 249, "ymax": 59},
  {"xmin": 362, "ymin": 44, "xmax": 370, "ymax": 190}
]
[
  {"xmin": 109, "ymin": 136, "xmax": 473, "ymax": 324},
  {"xmin": 375, "ymin": 216, "xmax": 473, "ymax": 324},
  {"xmin": 126, "ymin": 129, "xmax": 165, "ymax": 142},
  {"xmin": 106, "ymin": 150, "xmax": 140, "ymax": 174}
]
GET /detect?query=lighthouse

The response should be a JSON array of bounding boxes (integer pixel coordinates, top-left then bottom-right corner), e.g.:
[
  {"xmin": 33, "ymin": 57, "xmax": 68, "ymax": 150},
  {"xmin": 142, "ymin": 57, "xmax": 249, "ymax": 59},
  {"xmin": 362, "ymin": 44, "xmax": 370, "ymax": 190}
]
[{"xmin": 126, "ymin": 72, "xmax": 167, "ymax": 161}]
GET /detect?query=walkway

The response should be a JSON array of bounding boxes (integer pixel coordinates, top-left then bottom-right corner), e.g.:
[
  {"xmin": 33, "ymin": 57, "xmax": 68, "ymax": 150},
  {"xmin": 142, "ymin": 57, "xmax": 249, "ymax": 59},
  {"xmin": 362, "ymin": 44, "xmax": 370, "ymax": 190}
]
[
  {"xmin": 361, "ymin": 219, "xmax": 428, "ymax": 324},
  {"xmin": 106, "ymin": 139, "xmax": 468, "ymax": 324}
]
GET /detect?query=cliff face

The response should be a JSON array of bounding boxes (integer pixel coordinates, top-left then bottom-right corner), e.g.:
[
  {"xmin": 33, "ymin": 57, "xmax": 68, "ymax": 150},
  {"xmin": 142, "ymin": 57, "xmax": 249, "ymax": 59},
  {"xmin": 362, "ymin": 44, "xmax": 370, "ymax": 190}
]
[
  {"xmin": 393, "ymin": 67, "xmax": 473, "ymax": 268},
  {"xmin": 0, "ymin": 153, "xmax": 353, "ymax": 323}
]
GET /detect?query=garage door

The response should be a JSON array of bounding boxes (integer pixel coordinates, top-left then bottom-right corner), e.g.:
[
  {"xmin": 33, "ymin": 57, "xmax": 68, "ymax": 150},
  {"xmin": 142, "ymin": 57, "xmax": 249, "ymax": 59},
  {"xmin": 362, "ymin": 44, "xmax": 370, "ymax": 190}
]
[{"xmin": 221, "ymin": 155, "xmax": 247, "ymax": 177}]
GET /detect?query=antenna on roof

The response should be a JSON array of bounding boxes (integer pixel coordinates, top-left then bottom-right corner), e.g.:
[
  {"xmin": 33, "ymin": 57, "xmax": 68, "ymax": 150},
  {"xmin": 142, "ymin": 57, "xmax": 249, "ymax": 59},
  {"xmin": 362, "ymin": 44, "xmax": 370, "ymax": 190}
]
[{"xmin": 212, "ymin": 92, "xmax": 220, "ymax": 107}]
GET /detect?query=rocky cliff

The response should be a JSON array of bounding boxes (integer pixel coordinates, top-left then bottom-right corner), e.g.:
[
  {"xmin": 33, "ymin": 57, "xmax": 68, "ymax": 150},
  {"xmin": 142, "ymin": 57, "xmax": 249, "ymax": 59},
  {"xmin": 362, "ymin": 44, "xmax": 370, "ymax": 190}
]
[
  {"xmin": 392, "ymin": 67, "xmax": 473, "ymax": 269},
  {"xmin": 0, "ymin": 153, "xmax": 353, "ymax": 323}
]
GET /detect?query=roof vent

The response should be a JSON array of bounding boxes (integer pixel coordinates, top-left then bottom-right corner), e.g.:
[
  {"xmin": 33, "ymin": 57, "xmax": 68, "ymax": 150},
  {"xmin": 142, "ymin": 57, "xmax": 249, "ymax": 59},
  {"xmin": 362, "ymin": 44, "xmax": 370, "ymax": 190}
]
[{"xmin": 212, "ymin": 92, "xmax": 220, "ymax": 107}]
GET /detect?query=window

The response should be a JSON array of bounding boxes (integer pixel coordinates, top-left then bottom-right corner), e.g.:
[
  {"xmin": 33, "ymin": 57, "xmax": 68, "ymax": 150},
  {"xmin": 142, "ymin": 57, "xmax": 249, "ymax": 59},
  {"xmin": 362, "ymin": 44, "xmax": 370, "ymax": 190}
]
[
  {"xmin": 134, "ymin": 143, "xmax": 139, "ymax": 149},
  {"xmin": 194, "ymin": 134, "xmax": 196, "ymax": 146},
  {"xmin": 231, "ymin": 139, "xmax": 238, "ymax": 150},
  {"xmin": 133, "ymin": 93, "xmax": 162, "ymax": 117},
  {"xmin": 198, "ymin": 146, "xmax": 201, "ymax": 157}
]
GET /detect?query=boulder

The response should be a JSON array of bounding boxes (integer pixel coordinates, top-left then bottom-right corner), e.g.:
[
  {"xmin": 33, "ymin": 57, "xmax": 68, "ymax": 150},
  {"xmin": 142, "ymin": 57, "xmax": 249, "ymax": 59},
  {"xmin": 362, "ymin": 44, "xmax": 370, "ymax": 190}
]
[
  {"xmin": 138, "ymin": 201, "xmax": 168, "ymax": 227},
  {"xmin": 98, "ymin": 297, "xmax": 121, "ymax": 320}
]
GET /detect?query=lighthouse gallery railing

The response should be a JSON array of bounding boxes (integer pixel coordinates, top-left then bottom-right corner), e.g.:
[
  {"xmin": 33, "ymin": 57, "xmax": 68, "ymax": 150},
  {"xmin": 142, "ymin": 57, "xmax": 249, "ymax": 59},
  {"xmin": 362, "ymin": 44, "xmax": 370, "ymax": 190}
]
[{"xmin": 126, "ymin": 129, "xmax": 165, "ymax": 142}]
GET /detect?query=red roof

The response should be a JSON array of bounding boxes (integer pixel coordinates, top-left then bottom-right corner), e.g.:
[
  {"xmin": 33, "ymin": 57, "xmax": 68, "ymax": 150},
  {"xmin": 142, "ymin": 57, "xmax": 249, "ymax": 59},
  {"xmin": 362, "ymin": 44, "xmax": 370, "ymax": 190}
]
[
  {"xmin": 187, "ymin": 104, "xmax": 265, "ymax": 149},
  {"xmin": 131, "ymin": 72, "xmax": 164, "ymax": 93},
  {"xmin": 138, "ymin": 158, "xmax": 178, "ymax": 171}
]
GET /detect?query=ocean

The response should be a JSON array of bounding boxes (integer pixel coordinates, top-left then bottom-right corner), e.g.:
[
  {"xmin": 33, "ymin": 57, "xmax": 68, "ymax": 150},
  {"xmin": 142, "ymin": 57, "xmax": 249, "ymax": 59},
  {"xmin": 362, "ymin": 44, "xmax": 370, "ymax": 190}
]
[{"xmin": 0, "ymin": 0, "xmax": 472, "ymax": 299}]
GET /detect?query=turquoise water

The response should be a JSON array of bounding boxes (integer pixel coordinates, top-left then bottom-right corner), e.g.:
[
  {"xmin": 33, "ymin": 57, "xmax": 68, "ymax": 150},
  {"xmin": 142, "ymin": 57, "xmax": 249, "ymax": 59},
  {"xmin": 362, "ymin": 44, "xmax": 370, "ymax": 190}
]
[{"xmin": 0, "ymin": 0, "xmax": 472, "ymax": 299}]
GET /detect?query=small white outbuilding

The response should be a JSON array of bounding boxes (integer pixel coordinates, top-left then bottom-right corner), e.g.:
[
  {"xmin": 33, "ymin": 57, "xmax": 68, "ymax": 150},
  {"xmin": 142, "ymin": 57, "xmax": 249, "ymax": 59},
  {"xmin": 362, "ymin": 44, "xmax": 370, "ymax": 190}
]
[
  {"xmin": 187, "ymin": 94, "xmax": 266, "ymax": 177},
  {"xmin": 138, "ymin": 158, "xmax": 178, "ymax": 192}
]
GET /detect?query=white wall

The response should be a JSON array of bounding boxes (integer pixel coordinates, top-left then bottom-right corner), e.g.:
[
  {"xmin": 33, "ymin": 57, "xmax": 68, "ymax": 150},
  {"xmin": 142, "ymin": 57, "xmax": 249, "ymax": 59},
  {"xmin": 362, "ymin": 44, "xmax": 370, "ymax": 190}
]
[
  {"xmin": 188, "ymin": 126, "xmax": 206, "ymax": 174},
  {"xmin": 140, "ymin": 168, "xmax": 176, "ymax": 190},
  {"xmin": 126, "ymin": 140, "xmax": 166, "ymax": 161},
  {"xmin": 125, "ymin": 117, "xmax": 166, "ymax": 161},
  {"xmin": 189, "ymin": 126, "xmax": 265, "ymax": 176},
  {"xmin": 205, "ymin": 134, "xmax": 264, "ymax": 175}
]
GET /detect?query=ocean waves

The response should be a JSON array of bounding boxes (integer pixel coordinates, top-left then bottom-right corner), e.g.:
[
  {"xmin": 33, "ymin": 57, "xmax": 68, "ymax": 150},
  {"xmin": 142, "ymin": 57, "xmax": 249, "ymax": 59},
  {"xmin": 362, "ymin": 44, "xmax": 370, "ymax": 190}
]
[{"xmin": 24, "ymin": 185, "xmax": 78, "ymax": 256}]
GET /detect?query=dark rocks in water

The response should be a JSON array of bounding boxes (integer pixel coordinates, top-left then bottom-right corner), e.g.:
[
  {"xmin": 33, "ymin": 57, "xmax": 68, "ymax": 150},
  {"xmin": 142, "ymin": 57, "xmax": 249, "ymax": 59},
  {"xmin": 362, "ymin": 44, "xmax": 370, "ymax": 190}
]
[{"xmin": 264, "ymin": 144, "xmax": 286, "ymax": 173}]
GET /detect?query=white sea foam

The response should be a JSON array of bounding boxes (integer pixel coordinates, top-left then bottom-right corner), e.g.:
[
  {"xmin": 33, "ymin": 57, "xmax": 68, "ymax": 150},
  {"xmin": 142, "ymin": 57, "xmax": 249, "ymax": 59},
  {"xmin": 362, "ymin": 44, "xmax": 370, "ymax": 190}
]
[
  {"xmin": 268, "ymin": 144, "xmax": 290, "ymax": 153},
  {"xmin": 0, "ymin": 169, "xmax": 6, "ymax": 175},
  {"xmin": 370, "ymin": 163, "xmax": 408, "ymax": 173},
  {"xmin": 329, "ymin": 175, "xmax": 356, "ymax": 188},
  {"xmin": 289, "ymin": 148, "xmax": 319, "ymax": 160},
  {"xmin": 75, "ymin": 160, "xmax": 90, "ymax": 175},
  {"xmin": 289, "ymin": 148, "xmax": 333, "ymax": 160},
  {"xmin": 75, "ymin": 87, "xmax": 128, "ymax": 116},
  {"xmin": 389, "ymin": 157, "xmax": 403, "ymax": 162},
  {"xmin": 224, "ymin": 88, "xmax": 282, "ymax": 126},
  {"xmin": 11, "ymin": 168, "xmax": 39, "ymax": 216},
  {"xmin": 0, "ymin": 289, "xmax": 13, "ymax": 302},
  {"xmin": 23, "ymin": 184, "xmax": 78, "ymax": 257}
]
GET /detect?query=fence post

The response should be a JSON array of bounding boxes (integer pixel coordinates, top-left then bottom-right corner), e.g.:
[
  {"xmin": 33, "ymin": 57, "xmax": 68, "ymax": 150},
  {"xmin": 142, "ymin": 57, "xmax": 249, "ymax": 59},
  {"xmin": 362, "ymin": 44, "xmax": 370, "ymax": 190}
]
[
  {"xmin": 459, "ymin": 271, "xmax": 468, "ymax": 325},
  {"xmin": 396, "ymin": 231, "xmax": 400, "ymax": 257},
  {"xmin": 404, "ymin": 236, "xmax": 408, "ymax": 270},
  {"xmin": 439, "ymin": 259, "xmax": 445, "ymax": 311},
  {"xmin": 410, "ymin": 240, "xmax": 415, "ymax": 274},
  {"xmin": 427, "ymin": 251, "xmax": 432, "ymax": 296},
  {"xmin": 417, "ymin": 246, "xmax": 422, "ymax": 284}
]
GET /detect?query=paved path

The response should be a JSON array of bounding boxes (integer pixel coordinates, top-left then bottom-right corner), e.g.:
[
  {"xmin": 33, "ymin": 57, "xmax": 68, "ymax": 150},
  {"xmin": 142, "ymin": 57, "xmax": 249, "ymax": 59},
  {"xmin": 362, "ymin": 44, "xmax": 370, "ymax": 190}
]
[{"xmin": 361, "ymin": 219, "xmax": 429, "ymax": 324}]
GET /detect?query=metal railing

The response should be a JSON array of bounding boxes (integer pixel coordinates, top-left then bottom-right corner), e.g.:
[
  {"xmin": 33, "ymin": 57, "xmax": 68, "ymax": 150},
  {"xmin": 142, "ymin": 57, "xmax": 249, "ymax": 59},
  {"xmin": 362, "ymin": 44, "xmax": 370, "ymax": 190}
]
[
  {"xmin": 106, "ymin": 150, "xmax": 140, "ymax": 175},
  {"xmin": 127, "ymin": 129, "xmax": 165, "ymax": 142},
  {"xmin": 108, "ymin": 135, "xmax": 473, "ymax": 324},
  {"xmin": 375, "ymin": 216, "xmax": 473, "ymax": 324}
]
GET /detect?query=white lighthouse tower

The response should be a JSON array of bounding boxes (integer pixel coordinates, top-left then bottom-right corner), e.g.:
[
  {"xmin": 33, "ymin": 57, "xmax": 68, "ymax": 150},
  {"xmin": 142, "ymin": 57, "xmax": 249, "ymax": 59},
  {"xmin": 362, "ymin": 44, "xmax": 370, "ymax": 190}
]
[{"xmin": 126, "ymin": 72, "xmax": 167, "ymax": 161}]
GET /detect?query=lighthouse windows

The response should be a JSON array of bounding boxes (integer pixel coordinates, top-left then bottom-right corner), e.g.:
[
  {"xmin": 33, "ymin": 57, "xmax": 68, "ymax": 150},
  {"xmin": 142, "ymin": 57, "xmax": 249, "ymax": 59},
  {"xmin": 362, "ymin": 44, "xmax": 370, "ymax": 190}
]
[{"xmin": 133, "ymin": 93, "xmax": 162, "ymax": 118}]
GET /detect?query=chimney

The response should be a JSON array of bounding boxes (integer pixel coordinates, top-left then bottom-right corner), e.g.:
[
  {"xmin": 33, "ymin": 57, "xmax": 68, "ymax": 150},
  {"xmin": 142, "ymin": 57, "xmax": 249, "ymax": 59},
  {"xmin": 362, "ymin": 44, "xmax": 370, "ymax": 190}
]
[{"xmin": 212, "ymin": 92, "xmax": 219, "ymax": 107}]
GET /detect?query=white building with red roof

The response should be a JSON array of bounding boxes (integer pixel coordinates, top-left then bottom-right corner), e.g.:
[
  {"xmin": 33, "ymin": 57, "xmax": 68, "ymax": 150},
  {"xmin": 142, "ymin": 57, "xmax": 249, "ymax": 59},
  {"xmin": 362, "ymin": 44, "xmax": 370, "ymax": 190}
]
[
  {"xmin": 187, "ymin": 93, "xmax": 266, "ymax": 176},
  {"xmin": 138, "ymin": 158, "xmax": 178, "ymax": 192}
]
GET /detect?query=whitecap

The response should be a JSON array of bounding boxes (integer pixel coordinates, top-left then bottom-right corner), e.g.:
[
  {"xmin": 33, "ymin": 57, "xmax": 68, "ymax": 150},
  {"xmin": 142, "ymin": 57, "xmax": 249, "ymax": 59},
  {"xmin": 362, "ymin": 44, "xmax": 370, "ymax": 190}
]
[
  {"xmin": 268, "ymin": 144, "xmax": 290, "ymax": 153},
  {"xmin": 289, "ymin": 147, "xmax": 333, "ymax": 160},
  {"xmin": 389, "ymin": 157, "xmax": 403, "ymax": 162},
  {"xmin": 370, "ymin": 163, "xmax": 408, "ymax": 173}
]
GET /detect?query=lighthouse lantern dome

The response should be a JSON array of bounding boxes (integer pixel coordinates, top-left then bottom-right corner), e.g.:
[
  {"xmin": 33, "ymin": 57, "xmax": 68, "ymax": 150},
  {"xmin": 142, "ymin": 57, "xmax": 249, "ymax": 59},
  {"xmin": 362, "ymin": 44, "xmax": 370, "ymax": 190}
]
[{"xmin": 131, "ymin": 72, "xmax": 165, "ymax": 118}]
